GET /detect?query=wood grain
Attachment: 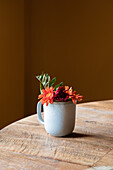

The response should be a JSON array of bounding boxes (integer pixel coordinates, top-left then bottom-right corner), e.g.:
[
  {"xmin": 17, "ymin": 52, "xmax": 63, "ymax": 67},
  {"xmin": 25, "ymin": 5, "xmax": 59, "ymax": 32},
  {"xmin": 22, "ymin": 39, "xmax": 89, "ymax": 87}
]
[{"xmin": 0, "ymin": 100, "xmax": 113, "ymax": 169}]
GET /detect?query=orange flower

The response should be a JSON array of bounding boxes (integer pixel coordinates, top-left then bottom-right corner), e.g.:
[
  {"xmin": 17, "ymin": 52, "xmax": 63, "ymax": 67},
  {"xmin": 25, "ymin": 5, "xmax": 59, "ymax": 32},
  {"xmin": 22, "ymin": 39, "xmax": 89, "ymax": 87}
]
[
  {"xmin": 69, "ymin": 90, "xmax": 77, "ymax": 104},
  {"xmin": 38, "ymin": 86, "xmax": 54, "ymax": 106},
  {"xmin": 75, "ymin": 94, "xmax": 83, "ymax": 102},
  {"xmin": 65, "ymin": 86, "xmax": 83, "ymax": 104},
  {"xmin": 65, "ymin": 86, "xmax": 74, "ymax": 95},
  {"xmin": 65, "ymin": 86, "xmax": 69, "ymax": 92}
]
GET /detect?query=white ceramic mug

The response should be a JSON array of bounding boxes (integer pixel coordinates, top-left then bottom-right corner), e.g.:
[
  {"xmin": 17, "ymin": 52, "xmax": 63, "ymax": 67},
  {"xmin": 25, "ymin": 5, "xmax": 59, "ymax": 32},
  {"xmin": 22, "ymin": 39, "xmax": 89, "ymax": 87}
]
[{"xmin": 37, "ymin": 101, "xmax": 76, "ymax": 137}]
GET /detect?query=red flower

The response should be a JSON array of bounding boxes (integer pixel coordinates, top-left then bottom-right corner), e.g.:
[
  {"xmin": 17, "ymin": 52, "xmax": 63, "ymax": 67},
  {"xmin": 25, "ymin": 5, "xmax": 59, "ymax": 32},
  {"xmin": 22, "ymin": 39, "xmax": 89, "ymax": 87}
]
[
  {"xmin": 54, "ymin": 86, "xmax": 69, "ymax": 102},
  {"xmin": 38, "ymin": 86, "xmax": 54, "ymax": 106}
]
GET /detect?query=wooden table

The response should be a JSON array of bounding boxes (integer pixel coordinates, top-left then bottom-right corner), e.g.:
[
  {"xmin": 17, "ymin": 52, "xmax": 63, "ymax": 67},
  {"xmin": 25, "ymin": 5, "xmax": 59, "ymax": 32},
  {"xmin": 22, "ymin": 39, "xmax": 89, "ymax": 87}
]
[{"xmin": 0, "ymin": 100, "xmax": 113, "ymax": 170}]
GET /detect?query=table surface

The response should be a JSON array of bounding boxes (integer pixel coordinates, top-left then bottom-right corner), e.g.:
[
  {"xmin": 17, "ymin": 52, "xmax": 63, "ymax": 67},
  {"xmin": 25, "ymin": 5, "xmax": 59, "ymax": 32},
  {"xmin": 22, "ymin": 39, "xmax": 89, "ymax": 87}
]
[{"xmin": 0, "ymin": 100, "xmax": 113, "ymax": 170}]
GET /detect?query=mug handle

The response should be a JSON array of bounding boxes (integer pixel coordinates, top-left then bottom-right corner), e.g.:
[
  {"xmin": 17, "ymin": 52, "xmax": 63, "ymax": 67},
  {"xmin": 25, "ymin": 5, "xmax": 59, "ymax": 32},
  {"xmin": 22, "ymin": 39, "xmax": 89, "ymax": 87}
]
[{"xmin": 37, "ymin": 102, "xmax": 44, "ymax": 125}]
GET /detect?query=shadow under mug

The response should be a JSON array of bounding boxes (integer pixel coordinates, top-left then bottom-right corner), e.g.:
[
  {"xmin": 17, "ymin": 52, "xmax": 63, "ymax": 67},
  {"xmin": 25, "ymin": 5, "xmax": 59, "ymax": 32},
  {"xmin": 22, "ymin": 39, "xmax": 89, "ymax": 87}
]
[{"xmin": 37, "ymin": 101, "xmax": 76, "ymax": 137}]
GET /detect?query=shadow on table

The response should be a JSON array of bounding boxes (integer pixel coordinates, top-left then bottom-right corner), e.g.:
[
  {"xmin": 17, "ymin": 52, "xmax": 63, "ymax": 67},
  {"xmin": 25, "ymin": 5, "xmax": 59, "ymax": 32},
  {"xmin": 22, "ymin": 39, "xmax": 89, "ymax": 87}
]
[{"xmin": 65, "ymin": 132, "xmax": 92, "ymax": 138}]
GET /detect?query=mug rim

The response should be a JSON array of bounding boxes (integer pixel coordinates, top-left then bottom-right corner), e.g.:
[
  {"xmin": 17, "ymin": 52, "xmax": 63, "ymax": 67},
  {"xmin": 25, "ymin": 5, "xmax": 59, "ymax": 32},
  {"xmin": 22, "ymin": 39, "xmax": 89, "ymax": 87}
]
[{"xmin": 44, "ymin": 101, "xmax": 76, "ymax": 105}]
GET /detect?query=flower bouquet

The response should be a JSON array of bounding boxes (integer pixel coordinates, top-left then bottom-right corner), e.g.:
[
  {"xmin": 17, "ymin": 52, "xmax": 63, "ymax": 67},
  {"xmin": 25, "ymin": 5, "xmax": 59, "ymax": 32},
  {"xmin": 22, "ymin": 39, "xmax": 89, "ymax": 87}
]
[{"xmin": 36, "ymin": 73, "xmax": 83, "ymax": 137}]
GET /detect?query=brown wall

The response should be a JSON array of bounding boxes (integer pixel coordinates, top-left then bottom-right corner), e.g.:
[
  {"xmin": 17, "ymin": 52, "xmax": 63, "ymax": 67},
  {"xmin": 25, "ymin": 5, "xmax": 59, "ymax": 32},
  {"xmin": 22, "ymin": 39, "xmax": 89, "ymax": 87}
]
[
  {"xmin": 0, "ymin": 0, "xmax": 24, "ymax": 129},
  {"xmin": 1, "ymin": 0, "xmax": 113, "ymax": 129},
  {"xmin": 25, "ymin": 0, "xmax": 113, "ymax": 115}
]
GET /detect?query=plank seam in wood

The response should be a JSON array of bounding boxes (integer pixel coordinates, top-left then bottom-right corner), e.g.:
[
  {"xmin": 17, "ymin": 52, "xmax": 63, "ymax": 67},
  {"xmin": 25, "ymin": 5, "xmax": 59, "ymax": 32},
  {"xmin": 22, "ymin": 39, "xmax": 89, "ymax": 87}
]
[
  {"xmin": 92, "ymin": 148, "xmax": 113, "ymax": 167},
  {"xmin": 0, "ymin": 150, "xmax": 91, "ymax": 168},
  {"xmin": 39, "ymin": 155, "xmax": 92, "ymax": 167}
]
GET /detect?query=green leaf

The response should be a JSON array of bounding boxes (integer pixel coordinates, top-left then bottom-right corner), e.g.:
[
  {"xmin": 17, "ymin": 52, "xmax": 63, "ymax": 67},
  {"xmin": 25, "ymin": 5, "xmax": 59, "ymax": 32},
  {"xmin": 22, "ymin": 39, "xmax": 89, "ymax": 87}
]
[
  {"xmin": 45, "ymin": 74, "xmax": 48, "ymax": 79},
  {"xmin": 45, "ymin": 82, "xmax": 48, "ymax": 88},
  {"xmin": 36, "ymin": 72, "xmax": 44, "ymax": 81},
  {"xmin": 42, "ymin": 73, "xmax": 45, "ymax": 82},
  {"xmin": 36, "ymin": 75, "xmax": 40, "ymax": 80},
  {"xmin": 40, "ymin": 83, "xmax": 43, "ymax": 94},
  {"xmin": 54, "ymin": 82, "xmax": 63, "ymax": 91},
  {"xmin": 38, "ymin": 72, "xmax": 43, "ymax": 81},
  {"xmin": 45, "ymin": 75, "xmax": 50, "ymax": 88},
  {"xmin": 59, "ymin": 82, "xmax": 63, "ymax": 86},
  {"xmin": 48, "ymin": 76, "xmax": 50, "ymax": 86},
  {"xmin": 49, "ymin": 77, "xmax": 56, "ymax": 87},
  {"xmin": 40, "ymin": 72, "xmax": 44, "ymax": 80}
]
